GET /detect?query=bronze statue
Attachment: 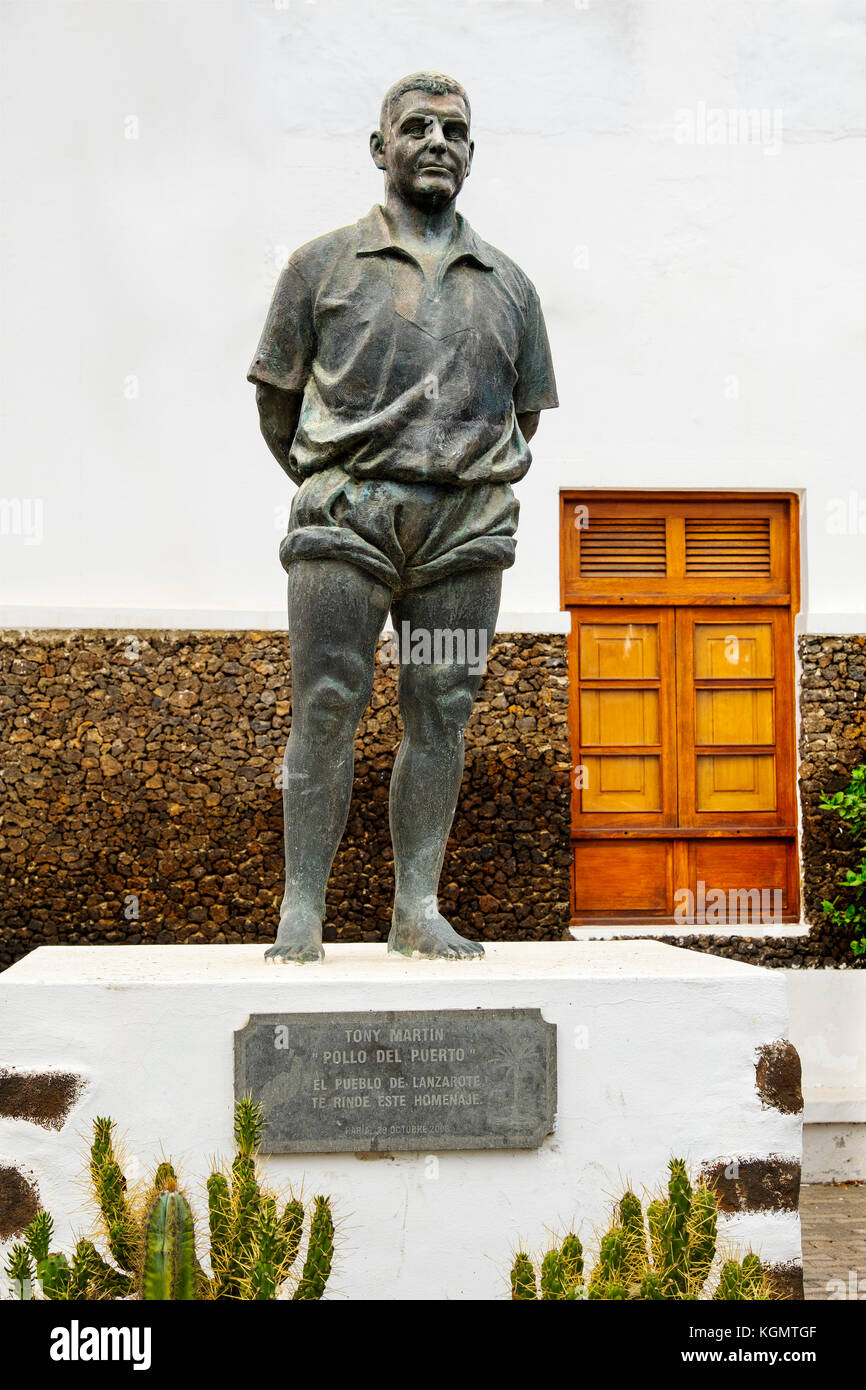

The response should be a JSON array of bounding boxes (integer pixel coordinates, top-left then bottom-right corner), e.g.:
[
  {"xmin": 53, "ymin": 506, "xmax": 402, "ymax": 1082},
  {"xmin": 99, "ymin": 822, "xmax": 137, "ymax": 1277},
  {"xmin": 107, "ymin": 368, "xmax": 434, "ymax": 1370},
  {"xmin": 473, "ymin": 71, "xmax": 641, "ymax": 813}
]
[{"xmin": 249, "ymin": 72, "xmax": 557, "ymax": 962}]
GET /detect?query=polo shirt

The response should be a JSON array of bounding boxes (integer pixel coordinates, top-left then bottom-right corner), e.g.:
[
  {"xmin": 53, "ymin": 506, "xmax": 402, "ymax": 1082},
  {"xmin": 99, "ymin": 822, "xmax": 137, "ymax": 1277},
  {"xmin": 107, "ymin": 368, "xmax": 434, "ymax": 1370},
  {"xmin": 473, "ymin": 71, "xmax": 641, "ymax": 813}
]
[{"xmin": 247, "ymin": 204, "xmax": 558, "ymax": 488}]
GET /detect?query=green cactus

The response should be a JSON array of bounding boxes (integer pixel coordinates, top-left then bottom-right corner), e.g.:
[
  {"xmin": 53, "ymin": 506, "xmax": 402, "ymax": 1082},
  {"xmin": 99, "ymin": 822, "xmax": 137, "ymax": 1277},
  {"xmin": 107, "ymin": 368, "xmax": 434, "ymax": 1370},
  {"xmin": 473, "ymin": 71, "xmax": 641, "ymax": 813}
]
[
  {"xmin": 639, "ymin": 1270, "xmax": 665, "ymax": 1300},
  {"xmin": 539, "ymin": 1248, "xmax": 565, "ymax": 1300},
  {"xmin": 618, "ymin": 1191, "xmax": 649, "ymax": 1288},
  {"xmin": 280, "ymin": 1197, "xmax": 305, "ymax": 1277},
  {"xmin": 90, "ymin": 1116, "xmax": 139, "ymax": 1275},
  {"xmin": 16, "ymin": 1211, "xmax": 72, "ymax": 1300},
  {"xmin": 645, "ymin": 1159, "xmax": 716, "ymax": 1298},
  {"xmin": 293, "ymin": 1195, "xmax": 334, "ymax": 1301},
  {"xmin": 206, "ymin": 1171, "xmax": 233, "ymax": 1298},
  {"xmin": 25, "ymin": 1210, "xmax": 53, "ymax": 1263},
  {"xmin": 234, "ymin": 1095, "xmax": 265, "ymax": 1156},
  {"xmin": 591, "ymin": 1227, "xmax": 626, "ymax": 1291},
  {"xmin": 714, "ymin": 1259, "xmax": 748, "ymax": 1299},
  {"xmin": 713, "ymin": 1253, "xmax": 770, "ymax": 1301},
  {"xmin": 68, "ymin": 1239, "xmax": 132, "ymax": 1300},
  {"xmin": 153, "ymin": 1162, "xmax": 177, "ymax": 1191},
  {"xmin": 141, "ymin": 1189, "xmax": 197, "ymax": 1301},
  {"xmin": 687, "ymin": 1186, "xmax": 718, "ymax": 1290},
  {"xmin": 245, "ymin": 1195, "xmax": 281, "ymax": 1302},
  {"xmin": 511, "ymin": 1234, "xmax": 583, "ymax": 1301},
  {"xmin": 510, "ymin": 1250, "xmax": 538, "ymax": 1300},
  {"xmin": 559, "ymin": 1233, "xmax": 584, "ymax": 1291},
  {"xmin": 662, "ymin": 1158, "xmax": 692, "ymax": 1296},
  {"xmin": 37, "ymin": 1253, "xmax": 71, "ymax": 1300},
  {"xmin": 5, "ymin": 1099, "xmax": 334, "ymax": 1302},
  {"xmin": 5, "ymin": 1243, "xmax": 34, "ymax": 1299},
  {"xmin": 505, "ymin": 1157, "xmax": 778, "ymax": 1302},
  {"xmin": 589, "ymin": 1279, "xmax": 628, "ymax": 1299},
  {"xmin": 619, "ymin": 1190, "xmax": 644, "ymax": 1240}
]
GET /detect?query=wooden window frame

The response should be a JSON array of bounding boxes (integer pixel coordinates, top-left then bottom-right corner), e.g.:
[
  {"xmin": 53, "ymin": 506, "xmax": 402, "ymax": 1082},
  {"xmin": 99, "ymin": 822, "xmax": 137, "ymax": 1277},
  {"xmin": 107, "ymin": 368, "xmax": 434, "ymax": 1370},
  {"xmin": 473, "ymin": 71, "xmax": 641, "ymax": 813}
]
[{"xmin": 561, "ymin": 490, "xmax": 801, "ymax": 927}]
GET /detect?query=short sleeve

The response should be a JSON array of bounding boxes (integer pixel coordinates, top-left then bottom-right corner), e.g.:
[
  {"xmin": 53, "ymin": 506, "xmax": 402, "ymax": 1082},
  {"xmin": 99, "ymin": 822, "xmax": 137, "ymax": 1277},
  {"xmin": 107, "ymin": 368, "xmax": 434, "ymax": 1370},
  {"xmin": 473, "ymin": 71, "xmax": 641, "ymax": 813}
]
[
  {"xmin": 246, "ymin": 261, "xmax": 315, "ymax": 392},
  {"xmin": 513, "ymin": 283, "xmax": 558, "ymax": 413}
]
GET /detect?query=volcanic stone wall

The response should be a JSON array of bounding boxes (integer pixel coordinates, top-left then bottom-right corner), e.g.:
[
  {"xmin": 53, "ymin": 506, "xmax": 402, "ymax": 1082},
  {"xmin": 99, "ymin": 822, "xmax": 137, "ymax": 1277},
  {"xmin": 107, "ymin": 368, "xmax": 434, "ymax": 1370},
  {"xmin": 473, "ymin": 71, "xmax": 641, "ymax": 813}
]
[
  {"xmin": 0, "ymin": 630, "xmax": 572, "ymax": 967},
  {"xmin": 795, "ymin": 633, "xmax": 866, "ymax": 962}
]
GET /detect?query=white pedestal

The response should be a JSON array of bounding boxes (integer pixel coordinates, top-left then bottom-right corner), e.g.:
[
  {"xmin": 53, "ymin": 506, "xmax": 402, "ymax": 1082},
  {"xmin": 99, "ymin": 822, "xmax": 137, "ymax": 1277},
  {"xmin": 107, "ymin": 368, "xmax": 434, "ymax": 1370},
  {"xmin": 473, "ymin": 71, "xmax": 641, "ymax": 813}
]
[
  {"xmin": 784, "ymin": 969, "xmax": 866, "ymax": 1181},
  {"xmin": 0, "ymin": 942, "xmax": 802, "ymax": 1300}
]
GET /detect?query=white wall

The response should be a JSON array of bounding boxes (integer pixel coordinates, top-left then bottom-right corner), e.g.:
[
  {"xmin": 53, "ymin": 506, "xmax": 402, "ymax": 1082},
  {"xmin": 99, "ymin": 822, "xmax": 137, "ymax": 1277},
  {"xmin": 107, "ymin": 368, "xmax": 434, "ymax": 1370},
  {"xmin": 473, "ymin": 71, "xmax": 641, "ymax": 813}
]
[{"xmin": 1, "ymin": 0, "xmax": 864, "ymax": 630}]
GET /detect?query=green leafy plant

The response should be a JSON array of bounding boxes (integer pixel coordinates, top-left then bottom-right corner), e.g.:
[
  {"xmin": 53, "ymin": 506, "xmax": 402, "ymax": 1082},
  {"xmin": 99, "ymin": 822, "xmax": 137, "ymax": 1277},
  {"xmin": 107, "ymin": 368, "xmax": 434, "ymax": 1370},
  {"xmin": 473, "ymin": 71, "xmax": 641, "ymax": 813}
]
[
  {"xmin": 510, "ymin": 1158, "xmax": 775, "ymax": 1301},
  {"xmin": 4, "ymin": 1097, "xmax": 334, "ymax": 1302},
  {"xmin": 821, "ymin": 764, "xmax": 866, "ymax": 956}
]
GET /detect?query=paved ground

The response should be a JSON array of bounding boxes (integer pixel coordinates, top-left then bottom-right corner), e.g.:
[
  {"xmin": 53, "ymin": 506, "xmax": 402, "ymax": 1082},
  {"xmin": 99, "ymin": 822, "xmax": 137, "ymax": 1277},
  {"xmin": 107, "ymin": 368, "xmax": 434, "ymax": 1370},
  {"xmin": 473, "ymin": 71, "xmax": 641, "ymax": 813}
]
[{"xmin": 801, "ymin": 1182, "xmax": 866, "ymax": 1299}]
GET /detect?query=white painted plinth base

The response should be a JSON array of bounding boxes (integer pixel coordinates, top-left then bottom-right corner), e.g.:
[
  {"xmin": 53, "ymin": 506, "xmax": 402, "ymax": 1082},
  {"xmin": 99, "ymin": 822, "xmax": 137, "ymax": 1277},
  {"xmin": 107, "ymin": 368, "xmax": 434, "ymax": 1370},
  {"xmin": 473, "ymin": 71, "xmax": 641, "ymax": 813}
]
[
  {"xmin": 0, "ymin": 942, "xmax": 802, "ymax": 1300},
  {"xmin": 784, "ymin": 970, "xmax": 866, "ymax": 1182}
]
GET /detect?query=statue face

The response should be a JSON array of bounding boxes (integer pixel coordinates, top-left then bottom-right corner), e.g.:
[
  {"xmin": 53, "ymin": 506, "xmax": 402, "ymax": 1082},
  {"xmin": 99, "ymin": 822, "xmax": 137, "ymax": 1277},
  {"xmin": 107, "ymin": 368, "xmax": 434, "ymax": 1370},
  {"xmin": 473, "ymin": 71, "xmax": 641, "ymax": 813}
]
[{"xmin": 372, "ymin": 90, "xmax": 474, "ymax": 211}]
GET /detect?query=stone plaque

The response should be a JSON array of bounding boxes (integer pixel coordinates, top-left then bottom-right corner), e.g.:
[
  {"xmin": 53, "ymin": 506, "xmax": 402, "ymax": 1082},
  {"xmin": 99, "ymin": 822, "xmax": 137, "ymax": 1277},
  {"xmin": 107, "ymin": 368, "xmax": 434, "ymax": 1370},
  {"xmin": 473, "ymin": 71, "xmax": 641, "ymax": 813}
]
[{"xmin": 234, "ymin": 1009, "xmax": 556, "ymax": 1153}]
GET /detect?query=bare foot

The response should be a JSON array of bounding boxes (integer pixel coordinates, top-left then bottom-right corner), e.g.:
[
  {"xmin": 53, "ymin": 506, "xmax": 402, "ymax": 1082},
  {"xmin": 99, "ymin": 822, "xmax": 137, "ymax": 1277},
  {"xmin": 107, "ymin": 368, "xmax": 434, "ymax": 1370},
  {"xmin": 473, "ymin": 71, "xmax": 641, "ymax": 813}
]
[
  {"xmin": 388, "ymin": 896, "xmax": 484, "ymax": 960},
  {"xmin": 265, "ymin": 906, "xmax": 324, "ymax": 964}
]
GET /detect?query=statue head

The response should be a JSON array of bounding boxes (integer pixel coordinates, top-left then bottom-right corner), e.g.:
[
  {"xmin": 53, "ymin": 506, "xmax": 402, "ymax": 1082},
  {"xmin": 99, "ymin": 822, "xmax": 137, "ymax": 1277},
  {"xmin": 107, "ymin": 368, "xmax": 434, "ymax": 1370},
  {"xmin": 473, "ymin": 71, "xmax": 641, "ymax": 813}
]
[{"xmin": 370, "ymin": 72, "xmax": 474, "ymax": 212}]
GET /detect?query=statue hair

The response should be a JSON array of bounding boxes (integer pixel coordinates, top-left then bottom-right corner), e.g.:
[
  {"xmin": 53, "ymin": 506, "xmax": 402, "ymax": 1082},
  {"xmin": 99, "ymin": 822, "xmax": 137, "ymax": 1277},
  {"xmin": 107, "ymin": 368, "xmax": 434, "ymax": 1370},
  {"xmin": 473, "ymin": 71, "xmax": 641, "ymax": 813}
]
[{"xmin": 379, "ymin": 72, "xmax": 471, "ymax": 133}]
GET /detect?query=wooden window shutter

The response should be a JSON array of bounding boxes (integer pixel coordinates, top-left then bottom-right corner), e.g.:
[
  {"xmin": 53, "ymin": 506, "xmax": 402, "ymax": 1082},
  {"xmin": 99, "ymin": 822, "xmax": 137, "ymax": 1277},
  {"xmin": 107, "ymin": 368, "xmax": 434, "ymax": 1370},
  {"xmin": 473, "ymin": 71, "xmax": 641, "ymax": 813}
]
[{"xmin": 560, "ymin": 495, "xmax": 796, "ymax": 606}]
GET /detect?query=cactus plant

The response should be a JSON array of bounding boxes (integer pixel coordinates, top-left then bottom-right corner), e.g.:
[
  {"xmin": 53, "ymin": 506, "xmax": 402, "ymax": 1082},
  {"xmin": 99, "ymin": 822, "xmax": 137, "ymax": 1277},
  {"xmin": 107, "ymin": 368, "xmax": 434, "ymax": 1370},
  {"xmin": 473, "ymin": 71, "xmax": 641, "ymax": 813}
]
[
  {"xmin": 141, "ymin": 1189, "xmax": 197, "ymax": 1301},
  {"xmin": 511, "ymin": 1250, "xmax": 537, "ymax": 1300},
  {"xmin": 540, "ymin": 1248, "xmax": 566, "ymax": 1300},
  {"xmin": 713, "ymin": 1253, "xmax": 771, "ymax": 1301},
  {"xmin": 4, "ymin": 1098, "xmax": 334, "ymax": 1302},
  {"xmin": 508, "ymin": 1157, "xmax": 777, "ymax": 1301},
  {"xmin": 5, "ymin": 1243, "xmax": 34, "ymax": 1300},
  {"xmin": 293, "ymin": 1195, "xmax": 335, "ymax": 1301},
  {"xmin": 90, "ymin": 1115, "xmax": 140, "ymax": 1279},
  {"xmin": 559, "ymin": 1233, "xmax": 584, "ymax": 1290}
]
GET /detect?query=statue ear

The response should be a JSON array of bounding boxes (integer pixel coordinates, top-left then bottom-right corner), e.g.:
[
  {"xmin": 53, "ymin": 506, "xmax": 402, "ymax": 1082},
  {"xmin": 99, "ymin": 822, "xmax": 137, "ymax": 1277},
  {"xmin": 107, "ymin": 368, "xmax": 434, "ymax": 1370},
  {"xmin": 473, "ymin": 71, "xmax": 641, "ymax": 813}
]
[{"xmin": 370, "ymin": 130, "xmax": 387, "ymax": 171}]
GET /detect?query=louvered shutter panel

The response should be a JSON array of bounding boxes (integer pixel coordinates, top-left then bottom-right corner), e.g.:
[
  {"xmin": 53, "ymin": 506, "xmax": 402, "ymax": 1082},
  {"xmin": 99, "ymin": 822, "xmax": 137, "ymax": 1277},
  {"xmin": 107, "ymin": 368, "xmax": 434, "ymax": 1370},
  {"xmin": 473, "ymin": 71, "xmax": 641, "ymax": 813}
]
[
  {"xmin": 684, "ymin": 518, "xmax": 771, "ymax": 575},
  {"xmin": 579, "ymin": 517, "xmax": 667, "ymax": 575}
]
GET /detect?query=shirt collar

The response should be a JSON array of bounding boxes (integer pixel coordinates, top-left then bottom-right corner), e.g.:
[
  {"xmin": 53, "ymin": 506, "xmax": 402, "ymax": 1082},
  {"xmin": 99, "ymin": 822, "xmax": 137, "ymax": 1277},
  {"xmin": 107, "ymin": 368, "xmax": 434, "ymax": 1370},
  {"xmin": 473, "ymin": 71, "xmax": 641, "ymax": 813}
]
[{"xmin": 356, "ymin": 204, "xmax": 495, "ymax": 271}]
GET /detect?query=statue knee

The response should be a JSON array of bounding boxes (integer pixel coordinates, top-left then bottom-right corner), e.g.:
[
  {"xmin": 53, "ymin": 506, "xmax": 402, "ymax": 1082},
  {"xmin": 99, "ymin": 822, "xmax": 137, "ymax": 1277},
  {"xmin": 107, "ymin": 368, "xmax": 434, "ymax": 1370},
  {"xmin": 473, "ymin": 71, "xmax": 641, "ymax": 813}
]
[
  {"xmin": 400, "ymin": 665, "xmax": 476, "ymax": 743},
  {"xmin": 299, "ymin": 662, "xmax": 372, "ymax": 736}
]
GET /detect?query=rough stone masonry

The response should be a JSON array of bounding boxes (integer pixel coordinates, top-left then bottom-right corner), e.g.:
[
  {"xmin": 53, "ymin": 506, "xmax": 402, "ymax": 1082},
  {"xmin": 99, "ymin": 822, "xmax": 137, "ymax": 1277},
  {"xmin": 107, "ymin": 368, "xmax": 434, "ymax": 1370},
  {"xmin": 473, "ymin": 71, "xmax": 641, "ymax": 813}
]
[{"xmin": 0, "ymin": 630, "xmax": 571, "ymax": 967}]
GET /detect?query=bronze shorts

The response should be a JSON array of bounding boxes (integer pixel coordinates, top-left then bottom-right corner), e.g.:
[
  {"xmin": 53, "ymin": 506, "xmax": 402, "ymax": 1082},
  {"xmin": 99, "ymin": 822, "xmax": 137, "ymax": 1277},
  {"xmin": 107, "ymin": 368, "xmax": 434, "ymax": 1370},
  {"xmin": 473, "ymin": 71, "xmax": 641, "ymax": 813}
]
[{"xmin": 280, "ymin": 465, "xmax": 519, "ymax": 595}]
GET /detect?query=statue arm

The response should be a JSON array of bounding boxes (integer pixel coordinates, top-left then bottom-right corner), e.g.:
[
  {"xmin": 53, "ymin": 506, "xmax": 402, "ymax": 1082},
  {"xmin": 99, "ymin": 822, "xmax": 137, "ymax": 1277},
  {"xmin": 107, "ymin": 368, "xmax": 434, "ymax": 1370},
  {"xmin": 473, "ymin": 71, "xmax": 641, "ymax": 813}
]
[
  {"xmin": 255, "ymin": 383, "xmax": 304, "ymax": 485},
  {"xmin": 517, "ymin": 410, "xmax": 540, "ymax": 443}
]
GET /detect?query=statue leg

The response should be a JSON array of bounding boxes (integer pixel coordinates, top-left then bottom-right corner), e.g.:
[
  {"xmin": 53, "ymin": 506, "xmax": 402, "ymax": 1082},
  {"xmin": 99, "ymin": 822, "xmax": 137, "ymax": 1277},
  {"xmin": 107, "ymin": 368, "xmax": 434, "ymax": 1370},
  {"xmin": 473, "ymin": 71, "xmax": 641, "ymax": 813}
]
[
  {"xmin": 387, "ymin": 565, "xmax": 502, "ymax": 960},
  {"xmin": 267, "ymin": 557, "xmax": 391, "ymax": 963}
]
